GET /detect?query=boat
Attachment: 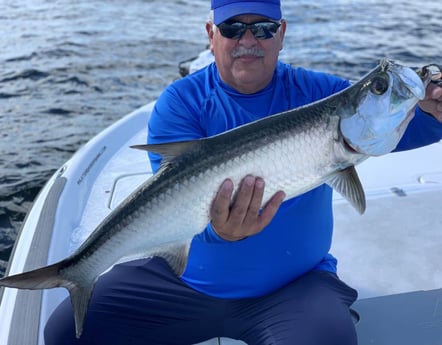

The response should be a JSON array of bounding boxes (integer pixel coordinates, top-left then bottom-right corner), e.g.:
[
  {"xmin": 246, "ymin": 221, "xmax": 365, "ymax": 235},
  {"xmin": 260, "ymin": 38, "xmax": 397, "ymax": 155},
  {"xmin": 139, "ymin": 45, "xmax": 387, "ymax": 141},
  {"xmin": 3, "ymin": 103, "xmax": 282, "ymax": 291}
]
[{"xmin": 1, "ymin": 65, "xmax": 442, "ymax": 344}]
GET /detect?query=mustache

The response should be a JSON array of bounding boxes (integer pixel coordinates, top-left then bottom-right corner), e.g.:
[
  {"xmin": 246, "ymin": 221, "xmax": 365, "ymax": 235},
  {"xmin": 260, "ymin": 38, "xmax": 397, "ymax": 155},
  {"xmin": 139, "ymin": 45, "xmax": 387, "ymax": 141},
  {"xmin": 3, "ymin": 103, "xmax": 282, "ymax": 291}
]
[{"xmin": 231, "ymin": 47, "xmax": 265, "ymax": 58}]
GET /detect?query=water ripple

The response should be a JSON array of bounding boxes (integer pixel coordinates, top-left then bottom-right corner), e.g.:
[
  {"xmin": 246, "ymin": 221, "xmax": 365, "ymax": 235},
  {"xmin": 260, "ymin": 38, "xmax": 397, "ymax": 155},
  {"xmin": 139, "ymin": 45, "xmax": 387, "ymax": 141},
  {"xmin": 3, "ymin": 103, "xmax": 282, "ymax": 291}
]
[
  {"xmin": 0, "ymin": 0, "xmax": 440, "ymax": 275},
  {"xmin": 0, "ymin": 69, "xmax": 49, "ymax": 82}
]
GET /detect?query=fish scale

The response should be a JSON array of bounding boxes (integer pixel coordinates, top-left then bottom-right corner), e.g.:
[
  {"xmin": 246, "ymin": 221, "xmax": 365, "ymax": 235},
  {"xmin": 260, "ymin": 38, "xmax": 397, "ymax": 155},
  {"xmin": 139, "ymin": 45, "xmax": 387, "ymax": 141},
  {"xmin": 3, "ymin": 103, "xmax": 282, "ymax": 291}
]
[{"xmin": 0, "ymin": 59, "xmax": 429, "ymax": 338}]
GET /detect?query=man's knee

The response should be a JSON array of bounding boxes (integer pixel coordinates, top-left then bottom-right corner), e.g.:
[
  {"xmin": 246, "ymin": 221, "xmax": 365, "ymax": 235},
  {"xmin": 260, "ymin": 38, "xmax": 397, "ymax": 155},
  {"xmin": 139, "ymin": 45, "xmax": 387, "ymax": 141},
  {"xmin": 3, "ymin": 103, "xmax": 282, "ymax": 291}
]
[
  {"xmin": 247, "ymin": 271, "xmax": 358, "ymax": 345},
  {"xmin": 296, "ymin": 271, "xmax": 358, "ymax": 345}
]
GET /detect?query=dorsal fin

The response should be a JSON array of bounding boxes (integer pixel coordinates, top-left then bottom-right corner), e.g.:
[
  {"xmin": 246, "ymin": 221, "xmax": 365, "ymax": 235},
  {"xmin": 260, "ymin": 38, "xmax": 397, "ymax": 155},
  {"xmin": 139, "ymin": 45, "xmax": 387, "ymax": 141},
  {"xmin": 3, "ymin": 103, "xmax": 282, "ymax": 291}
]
[
  {"xmin": 326, "ymin": 166, "xmax": 366, "ymax": 214},
  {"xmin": 131, "ymin": 140, "xmax": 200, "ymax": 166}
]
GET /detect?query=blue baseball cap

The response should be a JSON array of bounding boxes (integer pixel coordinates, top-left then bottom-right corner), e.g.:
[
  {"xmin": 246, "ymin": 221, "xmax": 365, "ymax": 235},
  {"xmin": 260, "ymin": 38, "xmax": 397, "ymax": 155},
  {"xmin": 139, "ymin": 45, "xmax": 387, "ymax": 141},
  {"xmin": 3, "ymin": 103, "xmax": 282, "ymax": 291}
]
[{"xmin": 211, "ymin": 0, "xmax": 282, "ymax": 25}]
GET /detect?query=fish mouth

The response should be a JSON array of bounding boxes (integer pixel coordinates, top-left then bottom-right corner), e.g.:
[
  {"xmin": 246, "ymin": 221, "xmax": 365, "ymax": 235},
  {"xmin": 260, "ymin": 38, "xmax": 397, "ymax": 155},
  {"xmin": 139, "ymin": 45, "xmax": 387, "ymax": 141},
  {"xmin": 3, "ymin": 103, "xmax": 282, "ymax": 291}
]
[{"xmin": 393, "ymin": 64, "xmax": 427, "ymax": 100}]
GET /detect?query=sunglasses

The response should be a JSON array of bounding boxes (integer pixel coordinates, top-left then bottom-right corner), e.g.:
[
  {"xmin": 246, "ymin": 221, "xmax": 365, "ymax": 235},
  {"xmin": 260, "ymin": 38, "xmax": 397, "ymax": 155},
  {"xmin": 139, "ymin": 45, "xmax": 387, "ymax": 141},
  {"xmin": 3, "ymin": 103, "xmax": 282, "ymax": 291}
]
[{"xmin": 217, "ymin": 20, "xmax": 281, "ymax": 40}]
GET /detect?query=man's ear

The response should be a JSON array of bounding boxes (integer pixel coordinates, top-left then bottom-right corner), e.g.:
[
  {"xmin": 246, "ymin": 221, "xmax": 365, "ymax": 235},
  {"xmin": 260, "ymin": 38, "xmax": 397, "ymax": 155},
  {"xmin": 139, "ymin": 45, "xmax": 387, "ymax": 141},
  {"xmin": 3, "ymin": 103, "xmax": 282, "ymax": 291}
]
[
  {"xmin": 279, "ymin": 19, "xmax": 287, "ymax": 51},
  {"xmin": 206, "ymin": 22, "xmax": 215, "ymax": 52}
]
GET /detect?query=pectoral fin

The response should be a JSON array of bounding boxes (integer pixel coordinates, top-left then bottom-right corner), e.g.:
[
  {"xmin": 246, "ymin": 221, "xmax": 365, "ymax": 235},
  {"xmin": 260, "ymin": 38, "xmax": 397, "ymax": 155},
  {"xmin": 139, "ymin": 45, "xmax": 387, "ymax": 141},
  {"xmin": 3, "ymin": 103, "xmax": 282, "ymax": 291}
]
[{"xmin": 326, "ymin": 166, "xmax": 366, "ymax": 214}]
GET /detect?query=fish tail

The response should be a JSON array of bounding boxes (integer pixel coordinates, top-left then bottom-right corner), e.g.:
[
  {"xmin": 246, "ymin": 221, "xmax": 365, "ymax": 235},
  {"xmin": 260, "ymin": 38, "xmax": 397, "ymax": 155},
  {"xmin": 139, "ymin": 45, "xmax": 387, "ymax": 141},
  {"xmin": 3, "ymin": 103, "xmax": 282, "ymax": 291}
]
[
  {"xmin": 0, "ymin": 261, "xmax": 93, "ymax": 338},
  {"xmin": 0, "ymin": 262, "xmax": 65, "ymax": 289},
  {"xmin": 68, "ymin": 284, "xmax": 95, "ymax": 338}
]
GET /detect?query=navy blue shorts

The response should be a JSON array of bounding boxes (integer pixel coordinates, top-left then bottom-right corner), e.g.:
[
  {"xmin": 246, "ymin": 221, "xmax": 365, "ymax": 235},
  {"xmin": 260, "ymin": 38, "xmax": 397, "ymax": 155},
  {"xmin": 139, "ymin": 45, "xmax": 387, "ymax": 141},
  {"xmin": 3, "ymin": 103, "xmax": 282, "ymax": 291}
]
[{"xmin": 44, "ymin": 257, "xmax": 358, "ymax": 345}]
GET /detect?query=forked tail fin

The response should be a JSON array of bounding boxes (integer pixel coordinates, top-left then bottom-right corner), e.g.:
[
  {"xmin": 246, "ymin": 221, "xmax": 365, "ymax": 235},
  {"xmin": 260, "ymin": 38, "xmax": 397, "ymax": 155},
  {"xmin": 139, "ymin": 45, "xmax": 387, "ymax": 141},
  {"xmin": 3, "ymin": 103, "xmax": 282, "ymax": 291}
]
[
  {"xmin": 67, "ymin": 284, "xmax": 95, "ymax": 338},
  {"xmin": 0, "ymin": 262, "xmax": 65, "ymax": 289},
  {"xmin": 0, "ymin": 261, "xmax": 94, "ymax": 338}
]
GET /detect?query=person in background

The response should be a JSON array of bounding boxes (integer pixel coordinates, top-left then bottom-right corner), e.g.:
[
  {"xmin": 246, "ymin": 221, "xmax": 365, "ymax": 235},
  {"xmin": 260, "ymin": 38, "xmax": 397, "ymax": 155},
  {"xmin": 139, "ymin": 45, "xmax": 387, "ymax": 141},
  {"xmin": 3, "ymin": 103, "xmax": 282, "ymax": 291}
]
[{"xmin": 45, "ymin": 0, "xmax": 442, "ymax": 344}]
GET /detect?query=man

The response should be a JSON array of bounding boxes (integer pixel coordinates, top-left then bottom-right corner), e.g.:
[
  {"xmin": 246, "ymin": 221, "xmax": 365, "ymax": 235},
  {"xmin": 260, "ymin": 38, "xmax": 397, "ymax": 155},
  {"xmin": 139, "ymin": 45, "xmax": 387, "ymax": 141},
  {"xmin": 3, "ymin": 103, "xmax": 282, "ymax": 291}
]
[{"xmin": 45, "ymin": 0, "xmax": 442, "ymax": 344}]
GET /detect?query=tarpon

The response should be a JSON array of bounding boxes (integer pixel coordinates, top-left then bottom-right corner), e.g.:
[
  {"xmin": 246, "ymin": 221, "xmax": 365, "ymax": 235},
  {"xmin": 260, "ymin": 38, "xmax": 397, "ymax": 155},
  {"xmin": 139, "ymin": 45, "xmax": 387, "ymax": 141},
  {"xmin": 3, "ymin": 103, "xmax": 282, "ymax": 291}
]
[{"xmin": 0, "ymin": 60, "xmax": 431, "ymax": 338}]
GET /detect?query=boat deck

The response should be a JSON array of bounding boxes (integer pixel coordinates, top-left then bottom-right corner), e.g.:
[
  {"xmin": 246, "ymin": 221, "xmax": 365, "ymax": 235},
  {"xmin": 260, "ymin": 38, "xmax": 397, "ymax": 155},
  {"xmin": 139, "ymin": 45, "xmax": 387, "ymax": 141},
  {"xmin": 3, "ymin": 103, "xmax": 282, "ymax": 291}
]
[{"xmin": 1, "ymin": 103, "xmax": 441, "ymax": 344}]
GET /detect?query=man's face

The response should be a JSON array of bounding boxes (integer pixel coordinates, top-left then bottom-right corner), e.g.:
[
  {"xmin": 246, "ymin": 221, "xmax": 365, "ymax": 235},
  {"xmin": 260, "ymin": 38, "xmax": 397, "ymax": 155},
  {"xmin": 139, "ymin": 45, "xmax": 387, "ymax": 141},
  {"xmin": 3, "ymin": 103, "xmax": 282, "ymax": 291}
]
[{"xmin": 206, "ymin": 14, "xmax": 286, "ymax": 94}]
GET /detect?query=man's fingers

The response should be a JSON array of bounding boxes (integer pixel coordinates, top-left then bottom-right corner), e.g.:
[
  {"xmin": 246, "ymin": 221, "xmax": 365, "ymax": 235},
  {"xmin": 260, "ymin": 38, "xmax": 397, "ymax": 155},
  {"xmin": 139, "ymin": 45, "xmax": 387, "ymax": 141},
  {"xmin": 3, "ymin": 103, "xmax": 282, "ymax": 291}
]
[
  {"xmin": 259, "ymin": 191, "xmax": 286, "ymax": 228},
  {"xmin": 419, "ymin": 83, "xmax": 442, "ymax": 121},
  {"xmin": 246, "ymin": 177, "xmax": 265, "ymax": 215},
  {"xmin": 427, "ymin": 82, "xmax": 442, "ymax": 100},
  {"xmin": 228, "ymin": 175, "xmax": 256, "ymax": 223},
  {"xmin": 210, "ymin": 178, "xmax": 234, "ymax": 224},
  {"xmin": 210, "ymin": 176, "xmax": 286, "ymax": 241}
]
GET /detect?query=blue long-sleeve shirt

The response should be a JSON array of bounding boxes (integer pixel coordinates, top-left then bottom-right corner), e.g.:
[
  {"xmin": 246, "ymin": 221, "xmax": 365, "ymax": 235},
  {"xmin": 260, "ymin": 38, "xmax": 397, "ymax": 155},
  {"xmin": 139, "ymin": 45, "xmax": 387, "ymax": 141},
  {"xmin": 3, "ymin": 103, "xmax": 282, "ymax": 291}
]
[{"xmin": 148, "ymin": 61, "xmax": 442, "ymax": 298}]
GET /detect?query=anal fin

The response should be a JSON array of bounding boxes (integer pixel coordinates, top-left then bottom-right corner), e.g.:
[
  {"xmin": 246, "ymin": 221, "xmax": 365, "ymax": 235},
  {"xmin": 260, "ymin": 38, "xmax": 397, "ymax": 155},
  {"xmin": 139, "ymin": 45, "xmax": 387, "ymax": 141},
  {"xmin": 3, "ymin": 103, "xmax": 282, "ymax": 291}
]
[{"xmin": 150, "ymin": 240, "xmax": 191, "ymax": 276}]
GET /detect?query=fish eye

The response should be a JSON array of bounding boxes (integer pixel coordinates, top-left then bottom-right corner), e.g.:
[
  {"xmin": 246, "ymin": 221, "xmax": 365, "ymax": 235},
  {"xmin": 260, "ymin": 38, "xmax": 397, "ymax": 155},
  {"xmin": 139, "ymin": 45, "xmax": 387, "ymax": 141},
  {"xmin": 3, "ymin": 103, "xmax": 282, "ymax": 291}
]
[{"xmin": 370, "ymin": 75, "xmax": 389, "ymax": 95}]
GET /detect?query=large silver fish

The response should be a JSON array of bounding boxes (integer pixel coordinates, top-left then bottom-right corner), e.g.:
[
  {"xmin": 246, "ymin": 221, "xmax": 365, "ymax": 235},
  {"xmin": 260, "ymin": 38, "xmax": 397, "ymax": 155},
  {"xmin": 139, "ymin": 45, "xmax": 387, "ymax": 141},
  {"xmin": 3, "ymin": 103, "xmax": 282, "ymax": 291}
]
[{"xmin": 0, "ymin": 59, "xmax": 431, "ymax": 338}]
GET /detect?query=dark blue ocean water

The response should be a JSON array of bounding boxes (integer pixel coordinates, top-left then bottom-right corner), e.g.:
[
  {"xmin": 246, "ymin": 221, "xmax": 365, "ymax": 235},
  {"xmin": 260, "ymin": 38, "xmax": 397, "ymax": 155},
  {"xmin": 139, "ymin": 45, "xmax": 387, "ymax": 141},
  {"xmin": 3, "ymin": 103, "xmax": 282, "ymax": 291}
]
[{"xmin": 0, "ymin": 0, "xmax": 440, "ymax": 275}]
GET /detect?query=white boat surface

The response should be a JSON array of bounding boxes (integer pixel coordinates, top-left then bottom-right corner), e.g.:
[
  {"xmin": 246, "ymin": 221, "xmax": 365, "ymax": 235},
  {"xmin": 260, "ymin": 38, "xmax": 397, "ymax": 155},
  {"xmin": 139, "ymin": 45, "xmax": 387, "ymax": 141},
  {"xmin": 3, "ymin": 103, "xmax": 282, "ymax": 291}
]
[{"xmin": 0, "ymin": 99, "xmax": 441, "ymax": 344}]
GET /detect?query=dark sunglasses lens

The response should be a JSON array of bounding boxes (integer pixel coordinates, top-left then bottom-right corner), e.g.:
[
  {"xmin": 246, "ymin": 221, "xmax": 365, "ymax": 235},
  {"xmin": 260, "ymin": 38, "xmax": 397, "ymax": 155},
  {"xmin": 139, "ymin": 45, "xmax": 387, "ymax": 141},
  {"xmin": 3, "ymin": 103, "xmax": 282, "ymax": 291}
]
[
  {"xmin": 218, "ymin": 21, "xmax": 280, "ymax": 40},
  {"xmin": 251, "ymin": 22, "xmax": 280, "ymax": 39},
  {"xmin": 218, "ymin": 22, "xmax": 246, "ymax": 39}
]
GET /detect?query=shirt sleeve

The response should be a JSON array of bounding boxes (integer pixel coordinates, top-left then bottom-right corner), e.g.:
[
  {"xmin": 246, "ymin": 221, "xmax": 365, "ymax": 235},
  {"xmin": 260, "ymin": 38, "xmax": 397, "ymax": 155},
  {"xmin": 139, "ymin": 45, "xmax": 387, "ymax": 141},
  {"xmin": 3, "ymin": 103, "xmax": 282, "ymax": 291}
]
[{"xmin": 394, "ymin": 106, "xmax": 442, "ymax": 152}]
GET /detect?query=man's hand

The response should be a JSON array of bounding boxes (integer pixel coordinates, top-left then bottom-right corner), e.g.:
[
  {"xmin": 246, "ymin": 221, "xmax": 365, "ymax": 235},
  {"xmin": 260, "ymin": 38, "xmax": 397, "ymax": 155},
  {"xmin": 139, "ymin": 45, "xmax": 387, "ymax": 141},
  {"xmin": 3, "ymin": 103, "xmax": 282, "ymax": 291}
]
[
  {"xmin": 419, "ymin": 81, "xmax": 442, "ymax": 121},
  {"xmin": 210, "ymin": 175, "xmax": 286, "ymax": 241}
]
